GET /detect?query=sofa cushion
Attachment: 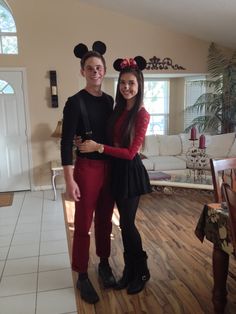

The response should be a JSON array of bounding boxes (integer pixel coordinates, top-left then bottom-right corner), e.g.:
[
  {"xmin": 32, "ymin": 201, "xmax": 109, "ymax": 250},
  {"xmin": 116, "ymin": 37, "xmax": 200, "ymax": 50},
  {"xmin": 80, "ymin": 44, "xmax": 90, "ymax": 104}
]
[
  {"xmin": 206, "ymin": 132, "xmax": 235, "ymax": 157},
  {"xmin": 141, "ymin": 158, "xmax": 155, "ymax": 171},
  {"xmin": 158, "ymin": 135, "xmax": 182, "ymax": 156},
  {"xmin": 142, "ymin": 135, "xmax": 159, "ymax": 157},
  {"xmin": 149, "ymin": 156, "xmax": 187, "ymax": 171}
]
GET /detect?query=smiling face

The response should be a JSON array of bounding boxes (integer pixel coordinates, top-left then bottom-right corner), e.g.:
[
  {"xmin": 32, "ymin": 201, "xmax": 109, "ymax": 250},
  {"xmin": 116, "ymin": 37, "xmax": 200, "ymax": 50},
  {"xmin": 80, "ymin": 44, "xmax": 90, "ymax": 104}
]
[
  {"xmin": 81, "ymin": 56, "xmax": 106, "ymax": 88},
  {"xmin": 119, "ymin": 72, "xmax": 139, "ymax": 102}
]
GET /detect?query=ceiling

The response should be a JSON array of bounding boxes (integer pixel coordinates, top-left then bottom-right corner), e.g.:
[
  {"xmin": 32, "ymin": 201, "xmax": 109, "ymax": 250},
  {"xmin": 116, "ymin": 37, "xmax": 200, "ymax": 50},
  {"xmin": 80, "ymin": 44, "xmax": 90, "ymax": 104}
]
[{"xmin": 79, "ymin": 0, "xmax": 236, "ymax": 49}]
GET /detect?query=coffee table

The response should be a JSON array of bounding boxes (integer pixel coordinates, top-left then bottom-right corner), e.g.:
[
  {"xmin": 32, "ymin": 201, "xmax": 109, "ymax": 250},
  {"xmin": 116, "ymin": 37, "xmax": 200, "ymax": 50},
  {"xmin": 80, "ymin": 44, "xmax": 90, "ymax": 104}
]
[{"xmin": 148, "ymin": 170, "xmax": 213, "ymax": 191}]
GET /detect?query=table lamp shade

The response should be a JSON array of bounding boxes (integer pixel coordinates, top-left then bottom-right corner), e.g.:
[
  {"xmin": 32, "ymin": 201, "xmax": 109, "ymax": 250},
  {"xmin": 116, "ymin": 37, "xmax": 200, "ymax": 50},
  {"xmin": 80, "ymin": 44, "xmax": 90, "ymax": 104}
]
[{"xmin": 51, "ymin": 120, "xmax": 62, "ymax": 138}]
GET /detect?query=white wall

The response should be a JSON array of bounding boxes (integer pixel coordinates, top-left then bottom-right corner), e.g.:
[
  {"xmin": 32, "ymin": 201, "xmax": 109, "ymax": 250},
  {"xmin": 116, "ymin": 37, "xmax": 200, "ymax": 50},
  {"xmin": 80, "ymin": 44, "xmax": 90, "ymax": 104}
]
[{"xmin": 0, "ymin": 0, "xmax": 222, "ymax": 187}]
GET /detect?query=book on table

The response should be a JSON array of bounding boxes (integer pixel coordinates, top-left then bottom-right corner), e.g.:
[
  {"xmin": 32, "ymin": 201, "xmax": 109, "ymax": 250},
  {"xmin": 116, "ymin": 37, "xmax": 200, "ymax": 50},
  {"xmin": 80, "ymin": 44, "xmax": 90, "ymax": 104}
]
[{"xmin": 148, "ymin": 171, "xmax": 171, "ymax": 180}]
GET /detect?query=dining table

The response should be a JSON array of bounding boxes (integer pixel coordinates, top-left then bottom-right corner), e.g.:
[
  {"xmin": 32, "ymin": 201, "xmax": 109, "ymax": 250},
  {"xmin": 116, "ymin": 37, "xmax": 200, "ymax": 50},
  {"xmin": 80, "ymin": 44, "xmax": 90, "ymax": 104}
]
[{"xmin": 195, "ymin": 202, "xmax": 235, "ymax": 313}]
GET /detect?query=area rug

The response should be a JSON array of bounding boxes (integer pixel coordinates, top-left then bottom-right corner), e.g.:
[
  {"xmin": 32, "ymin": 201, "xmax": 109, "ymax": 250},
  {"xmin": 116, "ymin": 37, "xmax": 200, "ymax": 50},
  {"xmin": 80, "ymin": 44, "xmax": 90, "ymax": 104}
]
[{"xmin": 0, "ymin": 192, "xmax": 14, "ymax": 207}]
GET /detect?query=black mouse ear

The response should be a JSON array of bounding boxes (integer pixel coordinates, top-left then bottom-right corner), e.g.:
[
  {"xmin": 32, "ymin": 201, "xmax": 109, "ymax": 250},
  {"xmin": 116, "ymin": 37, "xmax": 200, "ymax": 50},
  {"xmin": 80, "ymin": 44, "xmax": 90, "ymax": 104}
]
[
  {"xmin": 113, "ymin": 58, "xmax": 123, "ymax": 71},
  {"xmin": 92, "ymin": 41, "xmax": 106, "ymax": 55},
  {"xmin": 73, "ymin": 43, "xmax": 88, "ymax": 59},
  {"xmin": 134, "ymin": 56, "xmax": 147, "ymax": 71}
]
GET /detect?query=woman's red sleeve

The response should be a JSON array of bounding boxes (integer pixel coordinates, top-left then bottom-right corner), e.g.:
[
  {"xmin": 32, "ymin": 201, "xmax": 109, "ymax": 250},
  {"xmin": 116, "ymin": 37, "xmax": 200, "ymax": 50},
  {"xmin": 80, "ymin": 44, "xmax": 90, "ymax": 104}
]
[{"xmin": 103, "ymin": 108, "xmax": 150, "ymax": 160}]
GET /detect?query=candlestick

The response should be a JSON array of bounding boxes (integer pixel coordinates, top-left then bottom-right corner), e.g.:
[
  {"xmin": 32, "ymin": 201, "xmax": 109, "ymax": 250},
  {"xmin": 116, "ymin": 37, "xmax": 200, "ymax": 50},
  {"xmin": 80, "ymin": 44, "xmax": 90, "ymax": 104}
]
[
  {"xmin": 190, "ymin": 127, "xmax": 197, "ymax": 140},
  {"xmin": 199, "ymin": 134, "xmax": 206, "ymax": 149}
]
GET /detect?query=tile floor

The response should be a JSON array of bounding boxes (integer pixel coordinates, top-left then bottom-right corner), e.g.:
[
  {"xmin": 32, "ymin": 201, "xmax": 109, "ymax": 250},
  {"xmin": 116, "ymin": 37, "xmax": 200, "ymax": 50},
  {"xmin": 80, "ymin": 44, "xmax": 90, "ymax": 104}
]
[{"xmin": 0, "ymin": 190, "xmax": 77, "ymax": 314}]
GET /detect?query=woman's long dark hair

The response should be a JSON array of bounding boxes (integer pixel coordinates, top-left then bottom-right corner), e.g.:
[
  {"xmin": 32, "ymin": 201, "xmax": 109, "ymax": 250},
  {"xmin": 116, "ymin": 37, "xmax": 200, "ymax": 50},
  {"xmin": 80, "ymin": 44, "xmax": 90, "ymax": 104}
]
[{"xmin": 107, "ymin": 67, "xmax": 144, "ymax": 147}]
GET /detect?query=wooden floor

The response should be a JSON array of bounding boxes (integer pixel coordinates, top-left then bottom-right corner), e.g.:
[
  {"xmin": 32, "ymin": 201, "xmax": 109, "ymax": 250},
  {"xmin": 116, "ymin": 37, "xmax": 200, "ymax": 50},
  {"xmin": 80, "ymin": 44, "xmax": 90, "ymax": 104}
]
[{"xmin": 63, "ymin": 189, "xmax": 236, "ymax": 314}]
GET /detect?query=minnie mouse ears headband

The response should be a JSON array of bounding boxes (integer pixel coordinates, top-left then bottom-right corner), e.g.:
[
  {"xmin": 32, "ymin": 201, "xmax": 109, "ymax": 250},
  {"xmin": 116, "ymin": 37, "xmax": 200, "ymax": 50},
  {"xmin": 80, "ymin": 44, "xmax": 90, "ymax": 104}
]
[
  {"xmin": 74, "ymin": 41, "xmax": 106, "ymax": 59},
  {"xmin": 113, "ymin": 56, "xmax": 146, "ymax": 72}
]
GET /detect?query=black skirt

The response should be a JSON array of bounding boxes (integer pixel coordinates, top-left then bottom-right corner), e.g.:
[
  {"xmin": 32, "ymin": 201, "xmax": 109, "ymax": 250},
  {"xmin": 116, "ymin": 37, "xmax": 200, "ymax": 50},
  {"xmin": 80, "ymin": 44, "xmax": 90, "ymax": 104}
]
[{"xmin": 111, "ymin": 154, "xmax": 152, "ymax": 199}]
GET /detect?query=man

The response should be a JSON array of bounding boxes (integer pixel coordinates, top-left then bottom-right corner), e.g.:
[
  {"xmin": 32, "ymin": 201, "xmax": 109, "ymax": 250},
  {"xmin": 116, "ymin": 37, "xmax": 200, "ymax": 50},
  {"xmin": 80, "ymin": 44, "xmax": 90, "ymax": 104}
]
[{"xmin": 61, "ymin": 41, "xmax": 116, "ymax": 304}]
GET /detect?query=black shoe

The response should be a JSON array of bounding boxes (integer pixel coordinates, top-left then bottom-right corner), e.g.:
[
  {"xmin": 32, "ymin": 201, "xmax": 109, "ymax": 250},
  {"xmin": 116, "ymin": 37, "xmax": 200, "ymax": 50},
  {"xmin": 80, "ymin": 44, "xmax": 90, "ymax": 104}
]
[
  {"xmin": 114, "ymin": 271, "xmax": 130, "ymax": 290},
  {"xmin": 127, "ymin": 271, "xmax": 150, "ymax": 294},
  {"xmin": 98, "ymin": 263, "xmax": 116, "ymax": 288},
  {"xmin": 114, "ymin": 267, "xmax": 134, "ymax": 290},
  {"xmin": 127, "ymin": 251, "xmax": 150, "ymax": 294},
  {"xmin": 77, "ymin": 278, "xmax": 99, "ymax": 304},
  {"xmin": 115, "ymin": 252, "xmax": 134, "ymax": 290}
]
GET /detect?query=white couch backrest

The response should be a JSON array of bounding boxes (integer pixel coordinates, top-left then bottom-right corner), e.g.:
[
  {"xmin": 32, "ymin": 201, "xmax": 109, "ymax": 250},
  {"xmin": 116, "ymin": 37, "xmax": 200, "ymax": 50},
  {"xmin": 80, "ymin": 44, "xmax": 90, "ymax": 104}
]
[
  {"xmin": 206, "ymin": 132, "xmax": 236, "ymax": 157},
  {"xmin": 142, "ymin": 134, "xmax": 182, "ymax": 156},
  {"xmin": 158, "ymin": 135, "xmax": 182, "ymax": 156},
  {"xmin": 142, "ymin": 135, "xmax": 159, "ymax": 157}
]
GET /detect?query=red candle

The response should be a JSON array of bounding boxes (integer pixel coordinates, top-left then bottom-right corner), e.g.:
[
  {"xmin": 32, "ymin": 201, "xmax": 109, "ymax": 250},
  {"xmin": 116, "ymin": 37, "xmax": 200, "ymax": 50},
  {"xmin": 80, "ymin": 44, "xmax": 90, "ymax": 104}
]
[
  {"xmin": 199, "ymin": 134, "xmax": 206, "ymax": 149},
  {"xmin": 190, "ymin": 127, "xmax": 197, "ymax": 140}
]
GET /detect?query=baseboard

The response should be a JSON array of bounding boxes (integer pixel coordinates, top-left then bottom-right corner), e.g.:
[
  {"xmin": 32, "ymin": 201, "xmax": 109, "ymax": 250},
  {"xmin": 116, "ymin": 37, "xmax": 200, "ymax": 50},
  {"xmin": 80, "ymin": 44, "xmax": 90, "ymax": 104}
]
[{"xmin": 32, "ymin": 184, "xmax": 65, "ymax": 191}]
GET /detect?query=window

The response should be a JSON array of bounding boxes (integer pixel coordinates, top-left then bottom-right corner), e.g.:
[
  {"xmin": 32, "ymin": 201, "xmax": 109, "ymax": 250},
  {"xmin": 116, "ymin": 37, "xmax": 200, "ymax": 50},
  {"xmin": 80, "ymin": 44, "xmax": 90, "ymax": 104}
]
[
  {"xmin": 0, "ymin": 79, "xmax": 14, "ymax": 93},
  {"xmin": 184, "ymin": 76, "xmax": 206, "ymax": 130},
  {"xmin": 144, "ymin": 79, "xmax": 169, "ymax": 135},
  {"xmin": 114, "ymin": 78, "xmax": 169, "ymax": 135},
  {"xmin": 0, "ymin": 0, "xmax": 18, "ymax": 54}
]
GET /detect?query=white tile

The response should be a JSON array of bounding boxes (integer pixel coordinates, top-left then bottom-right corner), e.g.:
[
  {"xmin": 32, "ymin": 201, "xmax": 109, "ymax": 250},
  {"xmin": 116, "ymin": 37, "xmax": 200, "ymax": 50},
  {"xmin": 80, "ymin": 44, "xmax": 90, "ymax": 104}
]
[
  {"xmin": 0, "ymin": 273, "xmax": 37, "ymax": 297},
  {"xmin": 8, "ymin": 243, "xmax": 40, "ymax": 259},
  {"xmin": 0, "ymin": 216, "xmax": 18, "ymax": 226},
  {"xmin": 41, "ymin": 222, "xmax": 66, "ymax": 232},
  {"xmin": 14, "ymin": 222, "xmax": 41, "ymax": 234},
  {"xmin": 17, "ymin": 214, "xmax": 41, "ymax": 224},
  {"xmin": 0, "ymin": 293, "xmax": 36, "ymax": 314},
  {"xmin": 0, "ymin": 260, "xmax": 5, "ymax": 275},
  {"xmin": 3, "ymin": 257, "xmax": 38, "ymax": 276},
  {"xmin": 36, "ymin": 288, "xmax": 77, "ymax": 314},
  {"xmin": 38, "ymin": 268, "xmax": 73, "ymax": 291},
  {"xmin": 0, "ymin": 246, "xmax": 8, "ymax": 260},
  {"xmin": 0, "ymin": 234, "xmax": 12, "ymax": 247},
  {"xmin": 0, "ymin": 224, "xmax": 15, "ymax": 236},
  {"xmin": 11, "ymin": 231, "xmax": 40, "ymax": 246},
  {"xmin": 40, "ymin": 239, "xmax": 68, "ymax": 255},
  {"xmin": 39, "ymin": 253, "xmax": 70, "ymax": 272},
  {"xmin": 40, "ymin": 229, "xmax": 66, "ymax": 242}
]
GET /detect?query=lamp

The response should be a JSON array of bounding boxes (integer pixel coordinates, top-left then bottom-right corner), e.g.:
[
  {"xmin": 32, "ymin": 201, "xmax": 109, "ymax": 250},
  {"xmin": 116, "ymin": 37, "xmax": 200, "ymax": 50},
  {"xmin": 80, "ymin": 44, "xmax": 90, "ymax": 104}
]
[{"xmin": 51, "ymin": 120, "xmax": 62, "ymax": 139}]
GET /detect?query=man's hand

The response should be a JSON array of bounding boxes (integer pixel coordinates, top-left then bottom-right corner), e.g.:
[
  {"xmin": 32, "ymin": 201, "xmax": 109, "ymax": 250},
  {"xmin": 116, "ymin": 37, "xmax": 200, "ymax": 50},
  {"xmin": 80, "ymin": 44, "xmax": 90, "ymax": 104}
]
[{"xmin": 65, "ymin": 180, "xmax": 80, "ymax": 202}]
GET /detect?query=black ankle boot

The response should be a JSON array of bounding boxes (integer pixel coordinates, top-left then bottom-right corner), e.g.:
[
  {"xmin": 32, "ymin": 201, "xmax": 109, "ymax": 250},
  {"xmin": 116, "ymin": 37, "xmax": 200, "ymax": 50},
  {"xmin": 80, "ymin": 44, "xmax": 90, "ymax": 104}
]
[
  {"xmin": 77, "ymin": 277, "xmax": 99, "ymax": 304},
  {"xmin": 127, "ymin": 251, "xmax": 150, "ymax": 294},
  {"xmin": 98, "ymin": 262, "xmax": 116, "ymax": 288},
  {"xmin": 115, "ymin": 252, "xmax": 134, "ymax": 290}
]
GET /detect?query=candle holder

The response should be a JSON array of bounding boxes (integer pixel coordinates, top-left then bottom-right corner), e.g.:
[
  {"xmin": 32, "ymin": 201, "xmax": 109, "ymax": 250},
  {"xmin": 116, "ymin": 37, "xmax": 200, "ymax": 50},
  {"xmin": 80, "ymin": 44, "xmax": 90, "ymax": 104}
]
[{"xmin": 186, "ymin": 140, "xmax": 209, "ymax": 181}]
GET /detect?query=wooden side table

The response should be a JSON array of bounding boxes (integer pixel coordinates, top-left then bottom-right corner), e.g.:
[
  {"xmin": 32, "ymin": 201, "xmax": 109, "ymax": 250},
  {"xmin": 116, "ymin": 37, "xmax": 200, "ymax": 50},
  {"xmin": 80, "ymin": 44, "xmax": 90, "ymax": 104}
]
[{"xmin": 51, "ymin": 161, "xmax": 63, "ymax": 201}]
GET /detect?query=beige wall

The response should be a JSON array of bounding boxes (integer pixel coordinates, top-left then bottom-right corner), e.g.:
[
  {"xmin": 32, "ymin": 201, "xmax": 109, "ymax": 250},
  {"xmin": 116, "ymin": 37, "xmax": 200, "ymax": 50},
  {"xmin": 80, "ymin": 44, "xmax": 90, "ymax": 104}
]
[{"xmin": 0, "ymin": 0, "xmax": 218, "ymax": 188}]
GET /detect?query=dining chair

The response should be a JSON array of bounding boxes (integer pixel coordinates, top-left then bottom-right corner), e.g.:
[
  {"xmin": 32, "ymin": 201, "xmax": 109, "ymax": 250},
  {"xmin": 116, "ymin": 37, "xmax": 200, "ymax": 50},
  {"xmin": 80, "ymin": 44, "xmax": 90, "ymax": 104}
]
[
  {"xmin": 222, "ymin": 182, "xmax": 236, "ymax": 256},
  {"xmin": 210, "ymin": 157, "xmax": 236, "ymax": 203}
]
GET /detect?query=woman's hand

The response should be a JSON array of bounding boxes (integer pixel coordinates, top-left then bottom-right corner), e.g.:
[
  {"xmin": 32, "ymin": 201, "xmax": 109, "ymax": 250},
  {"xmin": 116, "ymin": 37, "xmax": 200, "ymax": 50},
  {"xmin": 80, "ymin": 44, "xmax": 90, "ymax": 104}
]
[{"xmin": 78, "ymin": 140, "xmax": 100, "ymax": 153}]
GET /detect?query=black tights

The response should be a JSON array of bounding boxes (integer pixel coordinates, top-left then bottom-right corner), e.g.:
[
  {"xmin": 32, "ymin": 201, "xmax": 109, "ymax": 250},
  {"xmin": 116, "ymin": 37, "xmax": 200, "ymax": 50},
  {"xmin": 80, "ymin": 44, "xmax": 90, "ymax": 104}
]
[{"xmin": 116, "ymin": 196, "xmax": 143, "ymax": 256}]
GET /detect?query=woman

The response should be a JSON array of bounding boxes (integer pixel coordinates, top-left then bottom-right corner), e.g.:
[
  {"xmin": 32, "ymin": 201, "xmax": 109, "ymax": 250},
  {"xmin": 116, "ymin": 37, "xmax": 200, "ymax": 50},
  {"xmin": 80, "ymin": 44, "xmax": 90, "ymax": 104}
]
[{"xmin": 78, "ymin": 56, "xmax": 152, "ymax": 294}]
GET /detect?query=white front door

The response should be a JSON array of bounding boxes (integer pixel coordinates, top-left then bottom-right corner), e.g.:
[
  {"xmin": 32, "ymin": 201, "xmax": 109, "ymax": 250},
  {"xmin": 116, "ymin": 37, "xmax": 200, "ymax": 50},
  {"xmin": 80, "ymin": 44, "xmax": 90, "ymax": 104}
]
[{"xmin": 0, "ymin": 70, "xmax": 31, "ymax": 192}]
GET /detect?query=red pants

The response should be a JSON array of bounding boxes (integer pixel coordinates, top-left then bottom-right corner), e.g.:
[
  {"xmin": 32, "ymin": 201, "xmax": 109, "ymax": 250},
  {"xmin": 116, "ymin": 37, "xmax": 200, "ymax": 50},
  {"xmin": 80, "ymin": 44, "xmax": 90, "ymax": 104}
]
[{"xmin": 72, "ymin": 157, "xmax": 114, "ymax": 273}]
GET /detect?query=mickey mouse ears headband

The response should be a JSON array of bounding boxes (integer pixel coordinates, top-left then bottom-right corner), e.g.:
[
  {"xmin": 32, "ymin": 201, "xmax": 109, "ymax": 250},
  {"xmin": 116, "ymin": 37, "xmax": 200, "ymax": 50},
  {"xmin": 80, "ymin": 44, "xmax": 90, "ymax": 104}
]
[
  {"xmin": 113, "ymin": 56, "xmax": 146, "ymax": 72},
  {"xmin": 74, "ymin": 41, "xmax": 106, "ymax": 59}
]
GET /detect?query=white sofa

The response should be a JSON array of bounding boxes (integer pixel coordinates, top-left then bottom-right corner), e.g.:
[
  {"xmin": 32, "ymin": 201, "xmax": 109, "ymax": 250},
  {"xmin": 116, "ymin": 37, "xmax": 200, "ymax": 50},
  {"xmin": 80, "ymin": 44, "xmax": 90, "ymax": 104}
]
[{"xmin": 141, "ymin": 132, "xmax": 236, "ymax": 172}]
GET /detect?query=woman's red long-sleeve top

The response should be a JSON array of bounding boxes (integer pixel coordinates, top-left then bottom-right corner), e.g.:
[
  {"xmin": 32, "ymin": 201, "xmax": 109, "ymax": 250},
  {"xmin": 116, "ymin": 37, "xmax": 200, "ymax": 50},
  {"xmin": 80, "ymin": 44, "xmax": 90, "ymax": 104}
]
[{"xmin": 103, "ymin": 107, "xmax": 150, "ymax": 160}]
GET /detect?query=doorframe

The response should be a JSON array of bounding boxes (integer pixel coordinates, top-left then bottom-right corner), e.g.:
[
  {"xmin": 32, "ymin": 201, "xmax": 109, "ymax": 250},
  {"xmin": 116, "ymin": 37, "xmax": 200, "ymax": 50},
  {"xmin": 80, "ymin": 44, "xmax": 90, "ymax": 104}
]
[{"xmin": 0, "ymin": 67, "xmax": 33, "ymax": 190}]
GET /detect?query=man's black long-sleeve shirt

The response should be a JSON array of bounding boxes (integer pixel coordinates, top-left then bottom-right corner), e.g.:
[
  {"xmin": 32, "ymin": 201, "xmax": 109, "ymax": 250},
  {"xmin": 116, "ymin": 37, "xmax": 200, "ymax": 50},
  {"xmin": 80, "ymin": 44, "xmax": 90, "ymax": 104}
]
[{"xmin": 61, "ymin": 89, "xmax": 113, "ymax": 165}]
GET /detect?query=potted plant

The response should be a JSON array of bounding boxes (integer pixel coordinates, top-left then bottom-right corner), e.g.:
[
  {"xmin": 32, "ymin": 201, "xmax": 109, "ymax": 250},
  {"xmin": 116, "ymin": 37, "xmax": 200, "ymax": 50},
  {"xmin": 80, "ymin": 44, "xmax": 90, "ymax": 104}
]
[{"xmin": 185, "ymin": 43, "xmax": 236, "ymax": 134}]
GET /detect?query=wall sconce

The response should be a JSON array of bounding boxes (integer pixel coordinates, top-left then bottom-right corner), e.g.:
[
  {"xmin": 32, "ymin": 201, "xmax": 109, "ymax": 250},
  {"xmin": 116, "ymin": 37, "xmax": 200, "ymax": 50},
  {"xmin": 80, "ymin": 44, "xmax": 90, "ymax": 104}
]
[{"xmin": 49, "ymin": 70, "xmax": 58, "ymax": 108}]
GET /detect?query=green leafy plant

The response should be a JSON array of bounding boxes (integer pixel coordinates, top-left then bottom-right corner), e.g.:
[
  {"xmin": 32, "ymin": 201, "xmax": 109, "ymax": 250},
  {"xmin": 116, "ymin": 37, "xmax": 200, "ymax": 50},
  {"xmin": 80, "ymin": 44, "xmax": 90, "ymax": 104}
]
[{"xmin": 185, "ymin": 43, "xmax": 236, "ymax": 134}]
